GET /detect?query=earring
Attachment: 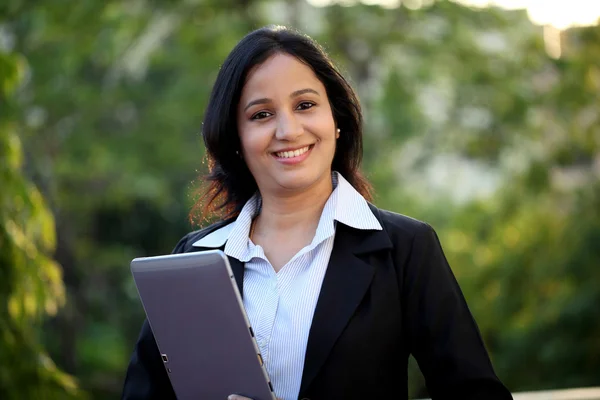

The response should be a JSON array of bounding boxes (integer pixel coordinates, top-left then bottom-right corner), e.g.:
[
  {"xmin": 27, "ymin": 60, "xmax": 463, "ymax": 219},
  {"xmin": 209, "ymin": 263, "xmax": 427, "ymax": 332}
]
[{"xmin": 336, "ymin": 128, "xmax": 341, "ymax": 138}]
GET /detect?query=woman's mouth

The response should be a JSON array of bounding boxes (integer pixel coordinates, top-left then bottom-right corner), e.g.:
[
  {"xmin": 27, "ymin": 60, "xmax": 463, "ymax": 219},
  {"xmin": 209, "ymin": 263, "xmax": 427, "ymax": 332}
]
[
  {"xmin": 274, "ymin": 145, "xmax": 312, "ymax": 159},
  {"xmin": 272, "ymin": 144, "xmax": 314, "ymax": 164}
]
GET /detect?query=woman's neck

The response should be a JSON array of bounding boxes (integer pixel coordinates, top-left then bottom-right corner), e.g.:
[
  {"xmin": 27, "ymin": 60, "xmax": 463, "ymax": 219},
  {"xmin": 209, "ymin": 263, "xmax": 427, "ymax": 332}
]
[
  {"xmin": 250, "ymin": 172, "xmax": 334, "ymax": 271},
  {"xmin": 254, "ymin": 173, "xmax": 333, "ymax": 235}
]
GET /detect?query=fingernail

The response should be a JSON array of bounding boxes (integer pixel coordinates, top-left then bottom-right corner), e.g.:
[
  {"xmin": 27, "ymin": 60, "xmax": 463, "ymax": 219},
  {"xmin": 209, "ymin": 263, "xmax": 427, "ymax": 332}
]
[{"xmin": 228, "ymin": 396, "xmax": 236, "ymax": 400}]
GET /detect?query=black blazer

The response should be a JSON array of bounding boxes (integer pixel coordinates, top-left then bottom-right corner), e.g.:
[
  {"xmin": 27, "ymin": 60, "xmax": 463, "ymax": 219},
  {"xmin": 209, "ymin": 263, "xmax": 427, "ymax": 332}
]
[{"xmin": 122, "ymin": 205, "xmax": 512, "ymax": 400}]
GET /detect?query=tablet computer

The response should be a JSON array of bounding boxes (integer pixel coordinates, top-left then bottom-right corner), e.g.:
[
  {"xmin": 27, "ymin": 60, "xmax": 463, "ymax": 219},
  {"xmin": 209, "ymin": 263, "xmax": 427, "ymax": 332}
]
[{"xmin": 131, "ymin": 250, "xmax": 276, "ymax": 400}]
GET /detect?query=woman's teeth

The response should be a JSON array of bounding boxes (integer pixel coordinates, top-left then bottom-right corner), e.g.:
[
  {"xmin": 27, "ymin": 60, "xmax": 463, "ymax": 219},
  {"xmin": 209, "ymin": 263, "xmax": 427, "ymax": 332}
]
[{"xmin": 275, "ymin": 146, "xmax": 310, "ymax": 158}]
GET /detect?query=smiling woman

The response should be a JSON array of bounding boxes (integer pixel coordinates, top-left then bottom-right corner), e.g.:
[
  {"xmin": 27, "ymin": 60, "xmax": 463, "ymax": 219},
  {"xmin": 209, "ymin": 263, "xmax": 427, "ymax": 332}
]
[
  {"xmin": 121, "ymin": 25, "xmax": 513, "ymax": 400},
  {"xmin": 194, "ymin": 26, "xmax": 370, "ymax": 226},
  {"xmin": 236, "ymin": 53, "xmax": 338, "ymax": 201}
]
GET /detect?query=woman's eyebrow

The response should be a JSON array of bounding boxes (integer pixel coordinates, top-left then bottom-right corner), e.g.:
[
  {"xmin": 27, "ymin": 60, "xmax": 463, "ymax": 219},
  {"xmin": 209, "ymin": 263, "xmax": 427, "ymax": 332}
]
[
  {"xmin": 290, "ymin": 88, "xmax": 319, "ymax": 98},
  {"xmin": 243, "ymin": 88, "xmax": 320, "ymax": 112},
  {"xmin": 244, "ymin": 98, "xmax": 270, "ymax": 112}
]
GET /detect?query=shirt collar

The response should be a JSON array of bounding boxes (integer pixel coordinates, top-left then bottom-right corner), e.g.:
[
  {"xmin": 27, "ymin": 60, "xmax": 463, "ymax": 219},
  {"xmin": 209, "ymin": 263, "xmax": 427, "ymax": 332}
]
[
  {"xmin": 191, "ymin": 172, "xmax": 382, "ymax": 253},
  {"xmin": 332, "ymin": 172, "xmax": 382, "ymax": 231}
]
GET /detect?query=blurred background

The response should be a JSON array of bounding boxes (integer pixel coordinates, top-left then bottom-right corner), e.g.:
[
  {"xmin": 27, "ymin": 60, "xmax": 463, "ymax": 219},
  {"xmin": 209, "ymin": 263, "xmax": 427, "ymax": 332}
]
[{"xmin": 1, "ymin": 0, "xmax": 599, "ymax": 399}]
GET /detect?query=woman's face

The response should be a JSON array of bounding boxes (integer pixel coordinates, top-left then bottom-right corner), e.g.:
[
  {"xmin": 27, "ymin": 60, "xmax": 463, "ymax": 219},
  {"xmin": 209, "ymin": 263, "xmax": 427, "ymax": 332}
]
[{"xmin": 237, "ymin": 53, "xmax": 338, "ymax": 196}]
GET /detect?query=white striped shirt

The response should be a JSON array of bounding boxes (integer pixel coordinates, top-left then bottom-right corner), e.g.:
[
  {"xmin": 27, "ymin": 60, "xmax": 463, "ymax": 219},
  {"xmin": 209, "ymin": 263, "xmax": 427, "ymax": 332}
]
[{"xmin": 192, "ymin": 172, "xmax": 382, "ymax": 400}]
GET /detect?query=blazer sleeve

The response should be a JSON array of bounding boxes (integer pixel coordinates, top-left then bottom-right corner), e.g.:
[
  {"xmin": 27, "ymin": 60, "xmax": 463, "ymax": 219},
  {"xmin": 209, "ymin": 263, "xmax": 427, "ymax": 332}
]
[
  {"xmin": 402, "ymin": 222, "xmax": 513, "ymax": 400},
  {"xmin": 121, "ymin": 234, "xmax": 191, "ymax": 400}
]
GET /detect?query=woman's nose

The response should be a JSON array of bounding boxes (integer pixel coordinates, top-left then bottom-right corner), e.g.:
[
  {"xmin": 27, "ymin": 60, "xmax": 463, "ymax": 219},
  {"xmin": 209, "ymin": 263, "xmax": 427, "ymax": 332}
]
[{"xmin": 275, "ymin": 113, "xmax": 303, "ymax": 141}]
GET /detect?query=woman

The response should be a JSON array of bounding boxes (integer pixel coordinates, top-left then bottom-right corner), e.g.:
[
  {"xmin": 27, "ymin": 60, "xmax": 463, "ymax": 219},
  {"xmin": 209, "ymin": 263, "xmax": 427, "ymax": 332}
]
[{"xmin": 122, "ymin": 26, "xmax": 512, "ymax": 400}]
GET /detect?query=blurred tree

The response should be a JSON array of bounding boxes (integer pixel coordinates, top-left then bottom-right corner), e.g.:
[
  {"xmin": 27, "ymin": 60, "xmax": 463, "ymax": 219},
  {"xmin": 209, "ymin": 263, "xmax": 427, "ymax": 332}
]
[
  {"xmin": 439, "ymin": 23, "xmax": 600, "ymax": 391},
  {"xmin": 0, "ymin": 41, "xmax": 82, "ymax": 399}
]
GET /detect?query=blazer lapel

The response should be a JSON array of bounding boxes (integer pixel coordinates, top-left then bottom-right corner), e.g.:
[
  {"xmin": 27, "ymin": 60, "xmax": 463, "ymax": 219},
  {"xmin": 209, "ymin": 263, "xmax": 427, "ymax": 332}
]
[
  {"xmin": 300, "ymin": 221, "xmax": 392, "ymax": 395},
  {"xmin": 228, "ymin": 255, "xmax": 245, "ymax": 296}
]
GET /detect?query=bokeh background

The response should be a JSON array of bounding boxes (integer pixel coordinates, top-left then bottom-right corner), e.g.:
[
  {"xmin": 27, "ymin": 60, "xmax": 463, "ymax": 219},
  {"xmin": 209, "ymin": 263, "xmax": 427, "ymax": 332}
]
[{"xmin": 2, "ymin": 0, "xmax": 599, "ymax": 399}]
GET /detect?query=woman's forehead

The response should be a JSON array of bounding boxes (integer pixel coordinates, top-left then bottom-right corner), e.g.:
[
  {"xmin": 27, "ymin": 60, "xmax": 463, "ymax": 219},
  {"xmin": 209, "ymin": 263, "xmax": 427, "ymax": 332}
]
[{"xmin": 241, "ymin": 53, "xmax": 324, "ymax": 97}]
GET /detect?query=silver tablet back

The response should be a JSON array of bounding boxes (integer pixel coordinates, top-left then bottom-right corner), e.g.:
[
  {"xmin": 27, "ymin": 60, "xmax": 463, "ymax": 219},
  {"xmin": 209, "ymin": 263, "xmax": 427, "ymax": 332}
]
[{"xmin": 131, "ymin": 250, "xmax": 276, "ymax": 400}]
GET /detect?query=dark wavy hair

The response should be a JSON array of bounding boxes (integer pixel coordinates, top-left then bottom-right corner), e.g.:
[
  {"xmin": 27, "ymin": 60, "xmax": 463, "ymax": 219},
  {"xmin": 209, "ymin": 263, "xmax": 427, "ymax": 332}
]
[{"xmin": 190, "ymin": 25, "xmax": 372, "ymax": 224}]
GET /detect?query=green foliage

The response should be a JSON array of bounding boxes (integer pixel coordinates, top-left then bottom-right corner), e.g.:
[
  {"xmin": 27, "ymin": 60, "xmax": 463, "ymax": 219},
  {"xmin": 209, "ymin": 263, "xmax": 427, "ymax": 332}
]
[{"xmin": 0, "ymin": 47, "xmax": 82, "ymax": 399}]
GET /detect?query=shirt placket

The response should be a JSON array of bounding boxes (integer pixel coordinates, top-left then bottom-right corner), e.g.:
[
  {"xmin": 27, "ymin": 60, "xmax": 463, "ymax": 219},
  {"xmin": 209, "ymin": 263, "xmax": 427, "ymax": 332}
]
[{"xmin": 254, "ymin": 266, "xmax": 279, "ymax": 364}]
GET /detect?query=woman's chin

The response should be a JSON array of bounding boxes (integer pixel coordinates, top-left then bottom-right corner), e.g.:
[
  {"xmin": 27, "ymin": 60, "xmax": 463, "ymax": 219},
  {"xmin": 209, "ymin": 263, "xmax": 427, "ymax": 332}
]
[
  {"xmin": 270, "ymin": 170, "xmax": 331, "ymax": 194},
  {"xmin": 275, "ymin": 177, "xmax": 312, "ymax": 192}
]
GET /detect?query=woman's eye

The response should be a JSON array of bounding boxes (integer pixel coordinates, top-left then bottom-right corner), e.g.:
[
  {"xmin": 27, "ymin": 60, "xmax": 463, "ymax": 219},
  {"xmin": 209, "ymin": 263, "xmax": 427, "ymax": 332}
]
[
  {"xmin": 297, "ymin": 102, "xmax": 315, "ymax": 110},
  {"xmin": 251, "ymin": 111, "xmax": 272, "ymax": 120}
]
